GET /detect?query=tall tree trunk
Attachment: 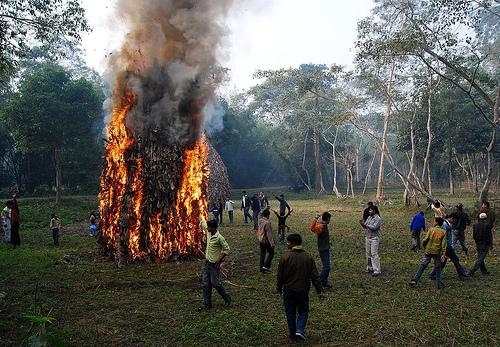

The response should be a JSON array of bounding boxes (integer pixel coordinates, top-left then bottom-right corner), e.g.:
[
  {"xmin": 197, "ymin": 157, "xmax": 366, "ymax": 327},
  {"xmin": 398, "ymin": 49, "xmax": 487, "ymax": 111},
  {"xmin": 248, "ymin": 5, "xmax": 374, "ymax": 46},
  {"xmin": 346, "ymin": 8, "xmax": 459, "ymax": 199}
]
[
  {"xmin": 448, "ymin": 118, "xmax": 455, "ymax": 195},
  {"xmin": 376, "ymin": 61, "xmax": 395, "ymax": 201},
  {"xmin": 54, "ymin": 147, "xmax": 62, "ymax": 204},
  {"xmin": 323, "ymin": 128, "xmax": 341, "ymax": 197},
  {"xmin": 302, "ymin": 129, "xmax": 312, "ymax": 190},
  {"xmin": 348, "ymin": 166, "xmax": 355, "ymax": 198},
  {"xmin": 363, "ymin": 149, "xmax": 377, "ymax": 195},
  {"xmin": 422, "ymin": 70, "xmax": 436, "ymax": 195},
  {"xmin": 479, "ymin": 87, "xmax": 500, "ymax": 203},
  {"xmin": 355, "ymin": 139, "xmax": 362, "ymax": 182},
  {"xmin": 313, "ymin": 126, "xmax": 326, "ymax": 193},
  {"xmin": 403, "ymin": 111, "xmax": 418, "ymax": 206}
]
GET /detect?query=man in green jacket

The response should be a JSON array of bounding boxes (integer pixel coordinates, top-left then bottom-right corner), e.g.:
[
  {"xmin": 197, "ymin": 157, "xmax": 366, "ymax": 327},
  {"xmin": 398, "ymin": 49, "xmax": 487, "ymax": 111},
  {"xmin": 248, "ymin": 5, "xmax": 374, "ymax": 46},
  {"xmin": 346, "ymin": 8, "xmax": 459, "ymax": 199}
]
[
  {"xmin": 277, "ymin": 233, "xmax": 323, "ymax": 342},
  {"xmin": 409, "ymin": 218, "xmax": 447, "ymax": 289}
]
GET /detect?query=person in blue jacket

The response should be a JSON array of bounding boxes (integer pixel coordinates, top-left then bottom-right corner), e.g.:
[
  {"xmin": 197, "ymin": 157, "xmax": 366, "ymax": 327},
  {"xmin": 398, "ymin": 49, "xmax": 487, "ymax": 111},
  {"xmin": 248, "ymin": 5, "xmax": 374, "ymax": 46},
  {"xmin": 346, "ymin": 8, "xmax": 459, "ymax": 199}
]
[{"xmin": 410, "ymin": 211, "xmax": 426, "ymax": 251}]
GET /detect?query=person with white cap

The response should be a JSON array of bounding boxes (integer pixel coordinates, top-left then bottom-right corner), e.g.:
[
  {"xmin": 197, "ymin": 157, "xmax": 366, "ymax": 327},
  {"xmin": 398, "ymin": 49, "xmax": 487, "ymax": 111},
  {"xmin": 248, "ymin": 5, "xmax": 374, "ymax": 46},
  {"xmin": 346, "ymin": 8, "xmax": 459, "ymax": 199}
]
[{"xmin": 468, "ymin": 213, "xmax": 493, "ymax": 276}]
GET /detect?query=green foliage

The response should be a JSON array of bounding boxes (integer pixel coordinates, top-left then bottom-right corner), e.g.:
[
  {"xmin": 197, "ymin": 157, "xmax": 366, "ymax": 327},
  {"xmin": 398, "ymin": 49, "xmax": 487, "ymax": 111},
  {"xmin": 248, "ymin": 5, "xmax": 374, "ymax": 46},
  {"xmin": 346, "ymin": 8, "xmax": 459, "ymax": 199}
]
[
  {"xmin": 0, "ymin": 62, "xmax": 103, "ymax": 195},
  {"xmin": 0, "ymin": 0, "xmax": 90, "ymax": 82},
  {"xmin": 20, "ymin": 314, "xmax": 67, "ymax": 347}
]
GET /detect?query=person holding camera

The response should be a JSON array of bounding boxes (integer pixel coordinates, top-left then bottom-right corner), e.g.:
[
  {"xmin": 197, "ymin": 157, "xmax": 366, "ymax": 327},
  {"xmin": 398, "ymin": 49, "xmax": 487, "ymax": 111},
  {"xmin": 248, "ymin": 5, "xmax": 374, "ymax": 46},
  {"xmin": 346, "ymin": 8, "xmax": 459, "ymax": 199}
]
[{"xmin": 310, "ymin": 211, "xmax": 333, "ymax": 288}]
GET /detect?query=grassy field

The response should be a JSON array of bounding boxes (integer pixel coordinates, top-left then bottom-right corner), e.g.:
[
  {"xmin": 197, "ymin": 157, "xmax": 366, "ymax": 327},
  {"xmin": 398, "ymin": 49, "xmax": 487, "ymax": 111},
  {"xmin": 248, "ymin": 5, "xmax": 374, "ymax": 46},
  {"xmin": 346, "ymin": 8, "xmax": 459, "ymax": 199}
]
[{"xmin": 0, "ymin": 192, "xmax": 498, "ymax": 346}]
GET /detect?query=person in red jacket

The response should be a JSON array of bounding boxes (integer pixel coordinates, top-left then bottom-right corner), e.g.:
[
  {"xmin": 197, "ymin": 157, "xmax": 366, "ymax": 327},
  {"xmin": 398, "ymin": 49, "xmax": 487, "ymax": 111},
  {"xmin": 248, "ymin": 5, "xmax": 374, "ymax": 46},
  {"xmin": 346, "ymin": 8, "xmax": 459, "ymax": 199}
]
[{"xmin": 310, "ymin": 212, "xmax": 332, "ymax": 288}]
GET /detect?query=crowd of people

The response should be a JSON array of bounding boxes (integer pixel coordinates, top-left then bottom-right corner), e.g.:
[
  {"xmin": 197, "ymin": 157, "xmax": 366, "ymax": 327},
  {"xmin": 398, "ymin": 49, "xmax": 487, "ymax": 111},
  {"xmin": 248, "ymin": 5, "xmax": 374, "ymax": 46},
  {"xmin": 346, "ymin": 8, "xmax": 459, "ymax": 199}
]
[
  {"xmin": 1, "ymin": 191, "xmax": 496, "ymax": 343},
  {"xmin": 199, "ymin": 194, "xmax": 496, "ymax": 343}
]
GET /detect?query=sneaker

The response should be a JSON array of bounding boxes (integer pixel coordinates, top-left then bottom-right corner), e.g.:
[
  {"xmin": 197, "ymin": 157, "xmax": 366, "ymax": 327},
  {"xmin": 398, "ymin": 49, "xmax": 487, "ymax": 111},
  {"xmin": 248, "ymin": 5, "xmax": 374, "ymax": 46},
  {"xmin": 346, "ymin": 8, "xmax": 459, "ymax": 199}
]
[
  {"xmin": 481, "ymin": 270, "xmax": 490, "ymax": 275},
  {"xmin": 365, "ymin": 269, "xmax": 374, "ymax": 274},
  {"xmin": 262, "ymin": 267, "xmax": 271, "ymax": 273},
  {"xmin": 323, "ymin": 283, "xmax": 333, "ymax": 289},
  {"xmin": 295, "ymin": 332, "xmax": 306, "ymax": 342},
  {"xmin": 371, "ymin": 272, "xmax": 381, "ymax": 277},
  {"xmin": 437, "ymin": 283, "xmax": 445, "ymax": 289},
  {"xmin": 409, "ymin": 280, "xmax": 417, "ymax": 287},
  {"xmin": 225, "ymin": 295, "xmax": 232, "ymax": 306},
  {"xmin": 459, "ymin": 275, "xmax": 470, "ymax": 281}
]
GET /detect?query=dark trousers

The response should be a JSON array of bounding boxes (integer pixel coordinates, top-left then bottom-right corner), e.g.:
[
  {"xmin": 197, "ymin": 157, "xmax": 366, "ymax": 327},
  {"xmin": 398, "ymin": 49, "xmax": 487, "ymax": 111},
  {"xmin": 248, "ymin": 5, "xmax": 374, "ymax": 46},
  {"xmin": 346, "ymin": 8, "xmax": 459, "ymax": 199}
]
[
  {"xmin": 430, "ymin": 245, "xmax": 466, "ymax": 278},
  {"xmin": 319, "ymin": 249, "xmax": 331, "ymax": 286},
  {"xmin": 411, "ymin": 229, "xmax": 421, "ymax": 250},
  {"xmin": 413, "ymin": 254, "xmax": 443, "ymax": 288},
  {"xmin": 243, "ymin": 207, "xmax": 251, "ymax": 223},
  {"xmin": 259, "ymin": 243, "xmax": 274, "ymax": 271},
  {"xmin": 11, "ymin": 222, "xmax": 20, "ymax": 246},
  {"xmin": 252, "ymin": 210, "xmax": 259, "ymax": 230},
  {"xmin": 228, "ymin": 211, "xmax": 234, "ymax": 224},
  {"xmin": 219, "ymin": 211, "xmax": 223, "ymax": 224},
  {"xmin": 52, "ymin": 228, "xmax": 59, "ymax": 246},
  {"xmin": 278, "ymin": 225, "xmax": 286, "ymax": 242},
  {"xmin": 202, "ymin": 260, "xmax": 231, "ymax": 308},
  {"xmin": 283, "ymin": 290, "xmax": 309, "ymax": 337},
  {"xmin": 469, "ymin": 247, "xmax": 489, "ymax": 275}
]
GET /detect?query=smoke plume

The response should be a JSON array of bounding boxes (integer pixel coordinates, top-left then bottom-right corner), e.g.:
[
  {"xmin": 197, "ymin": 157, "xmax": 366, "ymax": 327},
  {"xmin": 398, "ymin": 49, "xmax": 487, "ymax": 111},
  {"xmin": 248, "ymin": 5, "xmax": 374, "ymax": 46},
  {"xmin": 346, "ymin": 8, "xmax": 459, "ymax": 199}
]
[{"xmin": 105, "ymin": 0, "xmax": 233, "ymax": 144}]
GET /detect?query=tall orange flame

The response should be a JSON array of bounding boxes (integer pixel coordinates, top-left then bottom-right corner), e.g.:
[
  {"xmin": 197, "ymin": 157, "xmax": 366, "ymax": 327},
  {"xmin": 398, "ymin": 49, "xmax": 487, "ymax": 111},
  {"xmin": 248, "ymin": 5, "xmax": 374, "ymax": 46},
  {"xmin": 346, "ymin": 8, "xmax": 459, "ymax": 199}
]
[{"xmin": 99, "ymin": 89, "xmax": 209, "ymax": 262}]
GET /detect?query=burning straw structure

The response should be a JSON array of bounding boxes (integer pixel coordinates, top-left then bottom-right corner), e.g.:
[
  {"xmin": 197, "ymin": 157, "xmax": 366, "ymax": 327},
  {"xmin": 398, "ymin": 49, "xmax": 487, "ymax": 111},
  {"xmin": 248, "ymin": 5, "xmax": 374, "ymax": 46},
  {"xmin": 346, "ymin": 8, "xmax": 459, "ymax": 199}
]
[{"xmin": 99, "ymin": 0, "xmax": 233, "ymax": 265}]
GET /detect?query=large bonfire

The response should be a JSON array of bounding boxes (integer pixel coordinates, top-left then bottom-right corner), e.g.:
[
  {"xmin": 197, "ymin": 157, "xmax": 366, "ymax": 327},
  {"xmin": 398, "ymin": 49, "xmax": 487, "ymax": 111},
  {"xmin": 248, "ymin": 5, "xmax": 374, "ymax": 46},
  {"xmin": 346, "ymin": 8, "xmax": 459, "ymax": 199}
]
[{"xmin": 99, "ymin": 0, "xmax": 233, "ymax": 265}]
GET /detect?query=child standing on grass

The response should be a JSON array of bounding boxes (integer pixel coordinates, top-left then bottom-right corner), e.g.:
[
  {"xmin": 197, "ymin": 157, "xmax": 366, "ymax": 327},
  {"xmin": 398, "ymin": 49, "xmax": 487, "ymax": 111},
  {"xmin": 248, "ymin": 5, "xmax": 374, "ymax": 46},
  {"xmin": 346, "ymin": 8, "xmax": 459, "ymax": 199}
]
[
  {"xmin": 409, "ymin": 217, "xmax": 447, "ymax": 289},
  {"xmin": 50, "ymin": 213, "xmax": 61, "ymax": 246},
  {"xmin": 89, "ymin": 212, "xmax": 97, "ymax": 236}
]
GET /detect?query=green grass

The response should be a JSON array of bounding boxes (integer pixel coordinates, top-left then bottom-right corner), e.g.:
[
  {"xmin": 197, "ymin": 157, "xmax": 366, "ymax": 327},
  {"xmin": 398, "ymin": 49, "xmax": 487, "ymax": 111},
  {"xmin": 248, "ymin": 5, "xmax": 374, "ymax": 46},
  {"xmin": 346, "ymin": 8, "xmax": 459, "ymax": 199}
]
[{"xmin": 0, "ymin": 192, "xmax": 498, "ymax": 346}]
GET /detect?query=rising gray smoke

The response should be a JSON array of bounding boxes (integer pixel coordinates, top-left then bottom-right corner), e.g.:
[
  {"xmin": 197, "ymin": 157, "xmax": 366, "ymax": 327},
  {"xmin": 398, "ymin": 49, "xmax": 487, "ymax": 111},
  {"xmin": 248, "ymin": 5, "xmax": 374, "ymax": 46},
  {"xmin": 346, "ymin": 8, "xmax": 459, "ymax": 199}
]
[{"xmin": 104, "ymin": 0, "xmax": 234, "ymax": 145}]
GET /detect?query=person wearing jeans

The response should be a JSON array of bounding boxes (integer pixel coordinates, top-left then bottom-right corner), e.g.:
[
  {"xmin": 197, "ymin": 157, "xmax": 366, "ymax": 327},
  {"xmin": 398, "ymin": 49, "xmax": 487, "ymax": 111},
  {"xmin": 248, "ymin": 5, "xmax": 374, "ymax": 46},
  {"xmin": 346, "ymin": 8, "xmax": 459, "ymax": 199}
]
[
  {"xmin": 310, "ymin": 212, "xmax": 332, "ymax": 288},
  {"xmin": 452, "ymin": 203, "xmax": 471, "ymax": 256},
  {"xmin": 251, "ymin": 194, "xmax": 261, "ymax": 230},
  {"xmin": 409, "ymin": 218, "xmax": 447, "ymax": 289},
  {"xmin": 241, "ymin": 191, "xmax": 252, "ymax": 223},
  {"xmin": 277, "ymin": 233, "xmax": 323, "ymax": 342},
  {"xmin": 430, "ymin": 214, "xmax": 467, "ymax": 280},
  {"xmin": 258, "ymin": 209, "xmax": 275, "ymax": 272},
  {"xmin": 359, "ymin": 207, "xmax": 382, "ymax": 276},
  {"xmin": 199, "ymin": 220, "xmax": 231, "ymax": 310}
]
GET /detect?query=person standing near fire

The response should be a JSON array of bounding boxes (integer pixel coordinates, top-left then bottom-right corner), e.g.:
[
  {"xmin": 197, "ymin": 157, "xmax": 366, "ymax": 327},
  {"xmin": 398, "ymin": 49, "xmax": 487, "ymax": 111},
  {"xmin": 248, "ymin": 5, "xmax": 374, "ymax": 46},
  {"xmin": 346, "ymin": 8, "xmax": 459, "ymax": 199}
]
[
  {"xmin": 241, "ymin": 191, "xmax": 252, "ymax": 224},
  {"xmin": 225, "ymin": 197, "xmax": 234, "ymax": 224},
  {"xmin": 198, "ymin": 219, "xmax": 231, "ymax": 311}
]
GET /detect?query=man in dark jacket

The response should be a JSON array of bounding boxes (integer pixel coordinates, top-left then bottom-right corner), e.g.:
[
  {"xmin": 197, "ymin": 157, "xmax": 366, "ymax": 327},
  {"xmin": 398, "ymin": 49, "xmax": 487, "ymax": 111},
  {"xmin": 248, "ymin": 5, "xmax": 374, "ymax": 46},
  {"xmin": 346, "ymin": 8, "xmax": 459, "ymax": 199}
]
[
  {"xmin": 468, "ymin": 213, "xmax": 493, "ymax": 276},
  {"xmin": 250, "ymin": 194, "xmax": 260, "ymax": 230},
  {"xmin": 241, "ymin": 191, "xmax": 252, "ymax": 224},
  {"xmin": 453, "ymin": 203, "xmax": 471, "ymax": 256},
  {"xmin": 273, "ymin": 193, "xmax": 291, "ymax": 216},
  {"xmin": 277, "ymin": 233, "xmax": 323, "ymax": 343}
]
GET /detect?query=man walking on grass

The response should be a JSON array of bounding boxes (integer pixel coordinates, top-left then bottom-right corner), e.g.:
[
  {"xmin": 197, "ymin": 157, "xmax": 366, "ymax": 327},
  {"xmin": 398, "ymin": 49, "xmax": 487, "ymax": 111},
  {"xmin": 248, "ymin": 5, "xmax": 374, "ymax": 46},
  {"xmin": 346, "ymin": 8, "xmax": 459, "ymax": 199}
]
[
  {"xmin": 429, "ymin": 214, "xmax": 468, "ymax": 281},
  {"xmin": 359, "ymin": 206, "xmax": 382, "ymax": 276},
  {"xmin": 468, "ymin": 213, "xmax": 493, "ymax": 276},
  {"xmin": 241, "ymin": 191, "xmax": 252, "ymax": 224},
  {"xmin": 409, "ymin": 211, "xmax": 426, "ymax": 251},
  {"xmin": 277, "ymin": 233, "xmax": 323, "ymax": 343},
  {"xmin": 199, "ymin": 219, "xmax": 231, "ymax": 311},
  {"xmin": 310, "ymin": 212, "xmax": 333, "ymax": 288},
  {"xmin": 258, "ymin": 209, "xmax": 275, "ymax": 273},
  {"xmin": 409, "ymin": 218, "xmax": 447, "ymax": 289}
]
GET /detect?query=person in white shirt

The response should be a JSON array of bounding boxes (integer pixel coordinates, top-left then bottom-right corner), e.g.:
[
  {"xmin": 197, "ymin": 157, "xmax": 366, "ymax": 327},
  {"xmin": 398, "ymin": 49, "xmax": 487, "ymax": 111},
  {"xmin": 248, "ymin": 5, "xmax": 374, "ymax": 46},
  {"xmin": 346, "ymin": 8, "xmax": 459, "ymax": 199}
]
[{"xmin": 225, "ymin": 198, "xmax": 234, "ymax": 224}]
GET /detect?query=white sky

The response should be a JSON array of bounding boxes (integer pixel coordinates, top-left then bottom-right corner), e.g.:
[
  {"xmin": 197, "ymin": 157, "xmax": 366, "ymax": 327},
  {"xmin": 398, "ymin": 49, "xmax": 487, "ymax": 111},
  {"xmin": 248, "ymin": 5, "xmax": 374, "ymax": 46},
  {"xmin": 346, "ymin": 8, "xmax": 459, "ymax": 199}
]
[{"xmin": 80, "ymin": 0, "xmax": 374, "ymax": 91}]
